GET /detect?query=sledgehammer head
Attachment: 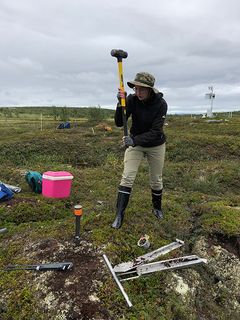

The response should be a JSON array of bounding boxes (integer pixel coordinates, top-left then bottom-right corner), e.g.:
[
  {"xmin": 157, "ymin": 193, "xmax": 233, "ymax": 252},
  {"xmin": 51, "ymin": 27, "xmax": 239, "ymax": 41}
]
[{"xmin": 111, "ymin": 49, "xmax": 128, "ymax": 60}]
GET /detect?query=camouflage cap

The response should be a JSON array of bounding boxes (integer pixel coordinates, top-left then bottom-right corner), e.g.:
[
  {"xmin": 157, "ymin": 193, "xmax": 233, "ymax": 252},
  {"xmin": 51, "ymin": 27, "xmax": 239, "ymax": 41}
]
[{"xmin": 127, "ymin": 72, "xmax": 159, "ymax": 93}]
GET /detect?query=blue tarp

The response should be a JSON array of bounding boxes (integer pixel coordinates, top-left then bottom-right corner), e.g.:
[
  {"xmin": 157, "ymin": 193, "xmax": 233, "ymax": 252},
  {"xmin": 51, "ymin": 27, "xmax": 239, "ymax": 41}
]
[
  {"xmin": 0, "ymin": 183, "xmax": 14, "ymax": 202},
  {"xmin": 57, "ymin": 122, "xmax": 71, "ymax": 129}
]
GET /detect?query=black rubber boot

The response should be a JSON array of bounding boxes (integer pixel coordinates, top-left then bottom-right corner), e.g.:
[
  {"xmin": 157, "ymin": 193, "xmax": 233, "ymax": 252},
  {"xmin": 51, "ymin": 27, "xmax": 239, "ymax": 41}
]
[
  {"xmin": 151, "ymin": 189, "xmax": 163, "ymax": 219},
  {"xmin": 112, "ymin": 186, "xmax": 131, "ymax": 229}
]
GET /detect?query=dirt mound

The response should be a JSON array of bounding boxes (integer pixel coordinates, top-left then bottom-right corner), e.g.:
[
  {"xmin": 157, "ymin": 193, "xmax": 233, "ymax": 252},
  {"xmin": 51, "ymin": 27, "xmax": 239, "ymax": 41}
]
[{"xmin": 3, "ymin": 238, "xmax": 112, "ymax": 320}]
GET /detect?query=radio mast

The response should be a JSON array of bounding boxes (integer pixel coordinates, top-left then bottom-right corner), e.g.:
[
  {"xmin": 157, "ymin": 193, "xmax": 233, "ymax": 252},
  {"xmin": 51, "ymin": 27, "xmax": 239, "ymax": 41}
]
[{"xmin": 205, "ymin": 86, "xmax": 215, "ymax": 117}]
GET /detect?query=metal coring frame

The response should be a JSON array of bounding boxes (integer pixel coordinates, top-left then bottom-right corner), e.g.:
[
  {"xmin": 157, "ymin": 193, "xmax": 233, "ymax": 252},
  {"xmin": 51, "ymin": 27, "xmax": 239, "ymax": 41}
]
[{"xmin": 103, "ymin": 239, "xmax": 207, "ymax": 307}]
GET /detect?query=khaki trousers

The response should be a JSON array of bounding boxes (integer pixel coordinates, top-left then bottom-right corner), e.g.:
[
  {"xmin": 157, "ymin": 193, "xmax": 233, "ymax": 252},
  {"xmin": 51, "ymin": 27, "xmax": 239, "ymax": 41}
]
[{"xmin": 120, "ymin": 143, "xmax": 166, "ymax": 190}]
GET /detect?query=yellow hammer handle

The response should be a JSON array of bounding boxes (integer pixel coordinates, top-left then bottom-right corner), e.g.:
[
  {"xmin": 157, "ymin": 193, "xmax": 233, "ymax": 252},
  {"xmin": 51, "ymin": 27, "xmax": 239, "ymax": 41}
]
[{"xmin": 117, "ymin": 61, "xmax": 126, "ymax": 107}]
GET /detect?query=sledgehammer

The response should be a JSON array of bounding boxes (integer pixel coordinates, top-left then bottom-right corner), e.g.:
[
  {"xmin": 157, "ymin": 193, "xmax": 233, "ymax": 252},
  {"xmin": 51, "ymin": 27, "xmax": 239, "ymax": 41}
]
[{"xmin": 111, "ymin": 49, "xmax": 128, "ymax": 136}]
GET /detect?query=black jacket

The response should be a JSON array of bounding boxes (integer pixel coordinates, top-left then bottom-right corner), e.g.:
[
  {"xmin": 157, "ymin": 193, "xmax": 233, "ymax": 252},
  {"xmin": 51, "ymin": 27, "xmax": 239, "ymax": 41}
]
[{"xmin": 115, "ymin": 92, "xmax": 168, "ymax": 147}]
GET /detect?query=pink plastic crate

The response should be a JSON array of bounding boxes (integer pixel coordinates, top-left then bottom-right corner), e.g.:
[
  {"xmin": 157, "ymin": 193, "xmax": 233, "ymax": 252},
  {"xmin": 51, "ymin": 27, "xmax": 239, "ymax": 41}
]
[{"xmin": 42, "ymin": 171, "xmax": 73, "ymax": 198}]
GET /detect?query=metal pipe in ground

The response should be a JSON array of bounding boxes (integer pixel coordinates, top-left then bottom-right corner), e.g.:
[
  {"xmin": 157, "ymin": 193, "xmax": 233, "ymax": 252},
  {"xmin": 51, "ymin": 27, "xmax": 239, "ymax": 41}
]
[{"xmin": 74, "ymin": 205, "xmax": 83, "ymax": 245}]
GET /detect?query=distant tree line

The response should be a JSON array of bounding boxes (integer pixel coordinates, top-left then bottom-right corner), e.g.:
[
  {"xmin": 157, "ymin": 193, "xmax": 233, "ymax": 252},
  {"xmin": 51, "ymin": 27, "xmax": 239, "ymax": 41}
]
[{"xmin": 0, "ymin": 105, "xmax": 115, "ymax": 122}]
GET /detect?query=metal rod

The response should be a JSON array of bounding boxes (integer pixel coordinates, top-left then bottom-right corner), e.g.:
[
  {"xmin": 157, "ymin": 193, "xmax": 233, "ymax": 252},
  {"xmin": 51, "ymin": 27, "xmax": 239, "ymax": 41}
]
[
  {"xmin": 120, "ymin": 275, "xmax": 140, "ymax": 282},
  {"xmin": 74, "ymin": 205, "xmax": 82, "ymax": 246},
  {"xmin": 137, "ymin": 239, "xmax": 184, "ymax": 263},
  {"xmin": 1, "ymin": 262, "xmax": 73, "ymax": 272},
  {"xmin": 75, "ymin": 216, "xmax": 81, "ymax": 245},
  {"xmin": 103, "ymin": 254, "xmax": 133, "ymax": 308}
]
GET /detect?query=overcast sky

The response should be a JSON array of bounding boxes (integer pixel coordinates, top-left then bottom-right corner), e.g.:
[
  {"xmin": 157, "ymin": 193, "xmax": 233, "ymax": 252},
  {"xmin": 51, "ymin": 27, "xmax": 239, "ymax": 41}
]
[{"xmin": 1, "ymin": 0, "xmax": 240, "ymax": 114}]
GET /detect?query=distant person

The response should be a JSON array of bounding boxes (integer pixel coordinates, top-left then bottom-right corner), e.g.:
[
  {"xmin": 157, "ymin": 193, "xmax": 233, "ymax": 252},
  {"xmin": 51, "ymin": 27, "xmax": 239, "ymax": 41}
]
[{"xmin": 112, "ymin": 72, "xmax": 168, "ymax": 229}]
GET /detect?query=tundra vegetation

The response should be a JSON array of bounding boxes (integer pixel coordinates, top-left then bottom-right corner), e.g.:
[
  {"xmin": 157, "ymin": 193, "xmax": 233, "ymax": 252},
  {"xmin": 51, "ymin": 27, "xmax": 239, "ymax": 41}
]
[{"xmin": 0, "ymin": 107, "xmax": 239, "ymax": 320}]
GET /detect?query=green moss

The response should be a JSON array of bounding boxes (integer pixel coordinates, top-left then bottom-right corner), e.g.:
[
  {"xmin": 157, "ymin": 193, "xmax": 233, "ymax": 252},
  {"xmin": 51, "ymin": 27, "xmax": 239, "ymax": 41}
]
[
  {"xmin": 200, "ymin": 202, "xmax": 240, "ymax": 236},
  {"xmin": 1, "ymin": 287, "xmax": 45, "ymax": 320}
]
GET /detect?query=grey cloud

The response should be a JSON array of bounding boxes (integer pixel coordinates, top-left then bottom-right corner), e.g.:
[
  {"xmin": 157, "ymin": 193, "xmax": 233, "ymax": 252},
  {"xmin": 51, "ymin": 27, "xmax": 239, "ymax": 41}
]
[{"xmin": 0, "ymin": 0, "xmax": 240, "ymax": 113}]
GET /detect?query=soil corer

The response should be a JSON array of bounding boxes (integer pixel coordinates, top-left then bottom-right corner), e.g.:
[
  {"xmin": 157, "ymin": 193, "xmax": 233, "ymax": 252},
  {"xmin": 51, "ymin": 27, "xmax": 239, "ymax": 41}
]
[
  {"xmin": 103, "ymin": 239, "xmax": 207, "ymax": 307},
  {"xmin": 74, "ymin": 204, "xmax": 83, "ymax": 245}
]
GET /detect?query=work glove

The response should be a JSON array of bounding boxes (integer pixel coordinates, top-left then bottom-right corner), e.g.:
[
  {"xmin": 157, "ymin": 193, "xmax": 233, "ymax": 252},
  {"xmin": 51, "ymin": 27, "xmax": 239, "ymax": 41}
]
[
  {"xmin": 117, "ymin": 89, "xmax": 127, "ymax": 105},
  {"xmin": 123, "ymin": 136, "xmax": 135, "ymax": 147}
]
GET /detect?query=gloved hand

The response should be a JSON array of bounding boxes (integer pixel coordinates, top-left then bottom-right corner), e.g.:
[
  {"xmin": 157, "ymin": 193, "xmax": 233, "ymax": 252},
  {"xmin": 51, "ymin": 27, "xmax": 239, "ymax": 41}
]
[
  {"xmin": 123, "ymin": 136, "xmax": 135, "ymax": 147},
  {"xmin": 117, "ymin": 89, "xmax": 127, "ymax": 104}
]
